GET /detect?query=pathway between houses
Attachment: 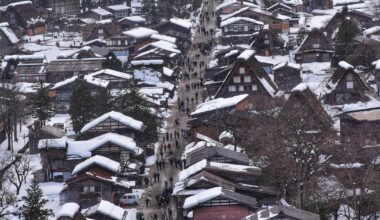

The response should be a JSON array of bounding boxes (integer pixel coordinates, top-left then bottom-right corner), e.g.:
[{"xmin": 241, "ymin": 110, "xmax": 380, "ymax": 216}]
[{"xmin": 138, "ymin": 1, "xmax": 218, "ymax": 219}]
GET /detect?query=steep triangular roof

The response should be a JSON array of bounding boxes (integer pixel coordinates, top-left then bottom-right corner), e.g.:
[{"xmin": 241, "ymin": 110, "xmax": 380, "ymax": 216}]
[
  {"xmin": 216, "ymin": 49, "xmax": 278, "ymax": 98},
  {"xmin": 325, "ymin": 61, "xmax": 369, "ymax": 94}
]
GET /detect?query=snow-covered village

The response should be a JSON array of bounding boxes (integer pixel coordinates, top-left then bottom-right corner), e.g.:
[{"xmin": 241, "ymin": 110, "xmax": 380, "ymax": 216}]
[{"xmin": 0, "ymin": 0, "xmax": 380, "ymax": 219}]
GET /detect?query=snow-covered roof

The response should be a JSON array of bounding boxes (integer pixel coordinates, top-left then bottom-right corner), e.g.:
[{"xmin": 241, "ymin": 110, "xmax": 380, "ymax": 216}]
[
  {"xmin": 178, "ymin": 159, "xmax": 260, "ymax": 181},
  {"xmin": 170, "ymin": 18, "xmax": 192, "ymax": 29},
  {"xmin": 220, "ymin": 17, "xmax": 263, "ymax": 27},
  {"xmin": 38, "ymin": 136, "xmax": 71, "ymax": 149},
  {"xmin": 291, "ymin": 82, "xmax": 309, "ymax": 92},
  {"xmin": 151, "ymin": 33, "xmax": 176, "ymax": 43},
  {"xmin": 364, "ymin": 26, "xmax": 380, "ymax": 36},
  {"xmin": 56, "ymin": 202, "xmax": 80, "ymax": 219},
  {"xmin": 346, "ymin": 108, "xmax": 380, "ymax": 121},
  {"xmin": 273, "ymin": 61, "xmax": 301, "ymax": 71},
  {"xmin": 119, "ymin": 15, "xmax": 146, "ymax": 23},
  {"xmin": 96, "ymin": 19, "xmax": 113, "ymax": 24},
  {"xmin": 163, "ymin": 67, "xmax": 174, "ymax": 77},
  {"xmin": 131, "ymin": 60, "xmax": 164, "ymax": 66},
  {"xmin": 67, "ymin": 132, "xmax": 143, "ymax": 158},
  {"xmin": 140, "ymin": 40, "xmax": 181, "ymax": 54},
  {"xmin": 88, "ymin": 200, "xmax": 126, "ymax": 220},
  {"xmin": 219, "ymin": 131, "xmax": 234, "ymax": 141},
  {"xmin": 123, "ymin": 27, "xmax": 158, "ymax": 39},
  {"xmin": 88, "ymin": 69, "xmax": 132, "ymax": 80},
  {"xmin": 216, "ymin": 0, "xmax": 260, "ymax": 11},
  {"xmin": 8, "ymin": 1, "xmax": 32, "ymax": 7},
  {"xmin": 51, "ymin": 75, "xmax": 109, "ymax": 89},
  {"xmin": 0, "ymin": 22, "xmax": 19, "ymax": 44},
  {"xmin": 107, "ymin": 4, "xmax": 131, "ymax": 11},
  {"xmin": 333, "ymin": 0, "xmax": 361, "ymax": 6},
  {"xmin": 72, "ymin": 155, "xmax": 120, "ymax": 175},
  {"xmin": 238, "ymin": 49, "xmax": 255, "ymax": 61},
  {"xmin": 91, "ymin": 7, "xmax": 112, "ymax": 16},
  {"xmin": 133, "ymin": 67, "xmax": 161, "ymax": 82},
  {"xmin": 338, "ymin": 61, "xmax": 354, "ymax": 70},
  {"xmin": 183, "ymin": 187, "xmax": 223, "ymax": 209},
  {"xmin": 81, "ymin": 111, "xmax": 144, "ymax": 133},
  {"xmin": 330, "ymin": 162, "xmax": 364, "ymax": 169},
  {"xmin": 191, "ymin": 94, "xmax": 248, "ymax": 116}
]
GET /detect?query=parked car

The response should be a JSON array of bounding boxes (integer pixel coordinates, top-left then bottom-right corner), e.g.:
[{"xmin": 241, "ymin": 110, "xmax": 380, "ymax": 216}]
[{"xmin": 120, "ymin": 193, "xmax": 140, "ymax": 205}]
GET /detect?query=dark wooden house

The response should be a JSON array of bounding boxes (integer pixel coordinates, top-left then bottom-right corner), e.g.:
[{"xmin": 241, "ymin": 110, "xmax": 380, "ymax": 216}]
[
  {"xmin": 0, "ymin": 1, "xmax": 47, "ymax": 35},
  {"xmin": 340, "ymin": 107, "xmax": 380, "ymax": 150},
  {"xmin": 295, "ymin": 28, "xmax": 333, "ymax": 63},
  {"xmin": 250, "ymin": 26, "xmax": 285, "ymax": 56},
  {"xmin": 188, "ymin": 94, "xmax": 250, "ymax": 139},
  {"xmin": 282, "ymin": 84, "xmax": 332, "ymax": 131},
  {"xmin": 0, "ymin": 23, "xmax": 19, "ymax": 57},
  {"xmin": 325, "ymin": 61, "xmax": 369, "ymax": 105},
  {"xmin": 38, "ymin": 132, "xmax": 143, "ymax": 181},
  {"xmin": 2, "ymin": 54, "xmax": 47, "ymax": 81},
  {"xmin": 183, "ymin": 187, "xmax": 258, "ymax": 220},
  {"xmin": 215, "ymin": 50, "xmax": 279, "ymax": 110},
  {"xmin": 37, "ymin": 136, "xmax": 74, "ymax": 181},
  {"xmin": 61, "ymin": 162, "xmax": 131, "ymax": 208},
  {"xmin": 45, "ymin": 0, "xmax": 81, "ymax": 17},
  {"xmin": 79, "ymin": 111, "xmax": 145, "ymax": 139},
  {"xmin": 50, "ymin": 75, "xmax": 109, "ymax": 113},
  {"xmin": 83, "ymin": 19, "xmax": 122, "ymax": 41},
  {"xmin": 88, "ymin": 69, "xmax": 132, "ymax": 89},
  {"xmin": 106, "ymin": 4, "xmax": 131, "ymax": 18},
  {"xmin": 118, "ymin": 15, "xmax": 145, "ymax": 29},
  {"xmin": 152, "ymin": 18, "xmax": 192, "ymax": 50},
  {"xmin": 186, "ymin": 146, "xmax": 249, "ymax": 167},
  {"xmin": 46, "ymin": 58, "xmax": 105, "ymax": 84},
  {"xmin": 219, "ymin": 7, "xmax": 290, "ymax": 34},
  {"xmin": 28, "ymin": 125, "xmax": 66, "ymax": 154},
  {"xmin": 220, "ymin": 17, "xmax": 263, "ymax": 45},
  {"xmin": 86, "ymin": 8, "xmax": 113, "ymax": 21},
  {"xmin": 272, "ymin": 61, "xmax": 301, "ymax": 92}
]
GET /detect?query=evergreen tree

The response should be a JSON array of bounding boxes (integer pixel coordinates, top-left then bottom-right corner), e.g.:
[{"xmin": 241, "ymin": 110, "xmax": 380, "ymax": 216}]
[
  {"xmin": 93, "ymin": 87, "xmax": 111, "ymax": 116},
  {"xmin": 333, "ymin": 6, "xmax": 361, "ymax": 65},
  {"xmin": 102, "ymin": 52, "xmax": 123, "ymax": 72},
  {"xmin": 141, "ymin": 0, "xmax": 158, "ymax": 24},
  {"xmin": 21, "ymin": 181, "xmax": 53, "ymax": 220},
  {"xmin": 113, "ymin": 82, "xmax": 158, "ymax": 144},
  {"xmin": 69, "ymin": 77, "xmax": 96, "ymax": 134},
  {"xmin": 31, "ymin": 82, "xmax": 54, "ymax": 126}
]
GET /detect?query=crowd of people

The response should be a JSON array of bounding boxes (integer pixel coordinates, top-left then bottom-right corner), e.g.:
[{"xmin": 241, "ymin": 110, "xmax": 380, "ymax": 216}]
[{"xmin": 138, "ymin": 0, "xmax": 218, "ymax": 219}]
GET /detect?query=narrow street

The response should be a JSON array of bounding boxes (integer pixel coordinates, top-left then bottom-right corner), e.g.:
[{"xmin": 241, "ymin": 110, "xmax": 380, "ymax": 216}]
[{"xmin": 138, "ymin": 1, "xmax": 218, "ymax": 219}]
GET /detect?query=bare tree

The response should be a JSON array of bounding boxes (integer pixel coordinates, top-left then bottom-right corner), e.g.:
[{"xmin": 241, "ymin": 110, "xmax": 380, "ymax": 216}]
[{"xmin": 8, "ymin": 156, "xmax": 31, "ymax": 195}]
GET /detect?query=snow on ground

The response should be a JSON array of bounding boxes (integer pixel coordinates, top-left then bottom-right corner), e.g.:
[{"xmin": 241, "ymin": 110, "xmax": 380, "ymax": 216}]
[
  {"xmin": 46, "ymin": 114, "xmax": 74, "ymax": 136},
  {"xmin": 0, "ymin": 117, "xmax": 32, "ymax": 159}
]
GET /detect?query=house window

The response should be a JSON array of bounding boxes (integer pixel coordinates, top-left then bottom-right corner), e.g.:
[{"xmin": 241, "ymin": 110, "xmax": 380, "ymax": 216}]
[
  {"xmin": 346, "ymin": 82, "xmax": 353, "ymax": 89},
  {"xmin": 239, "ymin": 68, "xmax": 245, "ymax": 74},
  {"xmin": 233, "ymin": 76, "xmax": 241, "ymax": 83},
  {"xmin": 224, "ymin": 27, "xmax": 228, "ymax": 32},
  {"xmin": 244, "ymin": 75, "xmax": 251, "ymax": 82},
  {"xmin": 346, "ymin": 73, "xmax": 353, "ymax": 89},
  {"xmin": 244, "ymin": 26, "xmax": 248, "ymax": 31},
  {"xmin": 80, "ymin": 186, "xmax": 95, "ymax": 193},
  {"xmin": 98, "ymin": 29, "xmax": 104, "ymax": 34},
  {"xmin": 312, "ymin": 44, "xmax": 320, "ymax": 48},
  {"xmin": 234, "ymin": 27, "xmax": 239, "ymax": 32},
  {"xmin": 228, "ymin": 85, "xmax": 236, "ymax": 92},
  {"xmin": 252, "ymin": 84, "xmax": 258, "ymax": 91},
  {"xmin": 239, "ymin": 85, "xmax": 244, "ymax": 91},
  {"xmin": 264, "ymin": 39, "xmax": 269, "ymax": 45}
]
